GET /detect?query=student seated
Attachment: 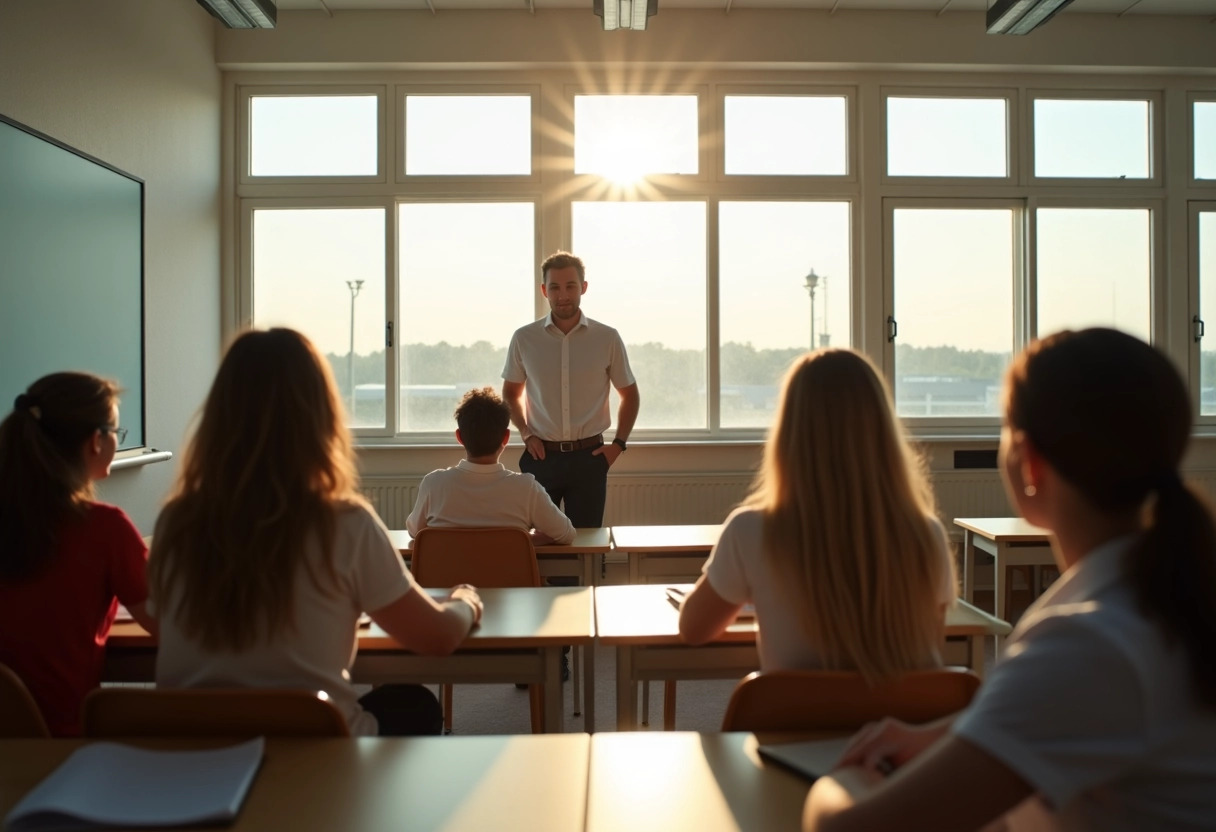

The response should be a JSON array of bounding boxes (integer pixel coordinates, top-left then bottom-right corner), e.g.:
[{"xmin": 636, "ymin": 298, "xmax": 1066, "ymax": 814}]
[
  {"xmin": 150, "ymin": 328, "xmax": 482, "ymax": 736},
  {"xmin": 678, "ymin": 349, "xmax": 954, "ymax": 678},
  {"xmin": 406, "ymin": 387, "xmax": 575, "ymax": 546},
  {"xmin": 0, "ymin": 372, "xmax": 155, "ymax": 736},
  {"xmin": 805, "ymin": 329, "xmax": 1216, "ymax": 832}
]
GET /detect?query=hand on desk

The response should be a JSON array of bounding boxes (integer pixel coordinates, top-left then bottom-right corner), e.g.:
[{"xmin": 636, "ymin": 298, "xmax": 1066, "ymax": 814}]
[{"xmin": 448, "ymin": 584, "xmax": 484, "ymax": 627}]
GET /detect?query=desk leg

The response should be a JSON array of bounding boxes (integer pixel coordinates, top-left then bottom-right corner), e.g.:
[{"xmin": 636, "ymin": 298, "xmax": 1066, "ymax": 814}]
[
  {"xmin": 573, "ymin": 645, "xmax": 581, "ymax": 717},
  {"xmin": 616, "ymin": 646, "xmax": 636, "ymax": 731},
  {"xmin": 993, "ymin": 544, "xmax": 1006, "ymax": 637},
  {"xmin": 968, "ymin": 634, "xmax": 986, "ymax": 680},
  {"xmin": 584, "ymin": 642, "xmax": 595, "ymax": 733},
  {"xmin": 543, "ymin": 647, "xmax": 564, "ymax": 733},
  {"xmin": 628, "ymin": 552, "xmax": 640, "ymax": 584},
  {"xmin": 962, "ymin": 531, "xmax": 975, "ymax": 603}
]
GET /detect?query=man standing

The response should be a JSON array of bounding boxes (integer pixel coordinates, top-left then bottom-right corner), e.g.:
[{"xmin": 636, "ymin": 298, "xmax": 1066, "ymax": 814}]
[{"xmin": 502, "ymin": 251, "xmax": 640, "ymax": 528}]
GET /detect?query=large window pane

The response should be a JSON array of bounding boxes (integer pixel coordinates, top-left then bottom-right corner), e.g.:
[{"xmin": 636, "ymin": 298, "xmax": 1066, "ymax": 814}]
[
  {"xmin": 1034, "ymin": 99, "xmax": 1150, "ymax": 179},
  {"xmin": 397, "ymin": 203, "xmax": 535, "ymax": 432},
  {"xmin": 572, "ymin": 202, "xmax": 706, "ymax": 429},
  {"xmin": 719, "ymin": 202, "xmax": 850, "ymax": 428},
  {"xmin": 724, "ymin": 96, "xmax": 847, "ymax": 175},
  {"xmin": 405, "ymin": 95, "xmax": 531, "ymax": 175},
  {"xmin": 893, "ymin": 208, "xmax": 1014, "ymax": 417},
  {"xmin": 1198, "ymin": 213, "xmax": 1216, "ymax": 415},
  {"xmin": 250, "ymin": 96, "xmax": 378, "ymax": 176},
  {"xmin": 1036, "ymin": 208, "xmax": 1151, "ymax": 341},
  {"xmin": 886, "ymin": 97, "xmax": 1008, "ymax": 178},
  {"xmin": 1197, "ymin": 102, "xmax": 1216, "ymax": 180},
  {"xmin": 252, "ymin": 208, "xmax": 386, "ymax": 427},
  {"xmin": 574, "ymin": 95, "xmax": 698, "ymax": 182}
]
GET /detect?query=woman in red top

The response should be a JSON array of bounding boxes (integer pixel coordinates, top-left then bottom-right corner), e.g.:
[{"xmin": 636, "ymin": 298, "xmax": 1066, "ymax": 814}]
[{"xmin": 0, "ymin": 372, "xmax": 155, "ymax": 735}]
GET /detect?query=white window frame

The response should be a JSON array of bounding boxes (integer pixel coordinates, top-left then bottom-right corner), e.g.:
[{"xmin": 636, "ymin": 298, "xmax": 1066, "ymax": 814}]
[
  {"xmin": 237, "ymin": 84, "xmax": 388, "ymax": 186},
  {"xmin": 1027, "ymin": 89, "xmax": 1163, "ymax": 188},
  {"xmin": 1189, "ymin": 92, "xmax": 1216, "ymax": 186},
  {"xmin": 880, "ymin": 87, "xmax": 1020, "ymax": 186},
  {"xmin": 395, "ymin": 84, "xmax": 541, "ymax": 185},
  {"xmin": 716, "ymin": 85, "xmax": 857, "ymax": 183},
  {"xmin": 1191, "ymin": 201, "xmax": 1216, "ymax": 426}
]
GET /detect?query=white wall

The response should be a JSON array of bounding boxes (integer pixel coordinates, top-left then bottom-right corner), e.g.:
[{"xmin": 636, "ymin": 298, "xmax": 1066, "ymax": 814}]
[{"xmin": 0, "ymin": 0, "xmax": 223, "ymax": 532}]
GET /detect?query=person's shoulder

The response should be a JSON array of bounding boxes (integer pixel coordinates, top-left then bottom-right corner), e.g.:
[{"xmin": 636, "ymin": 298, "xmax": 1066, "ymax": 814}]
[
  {"xmin": 720, "ymin": 506, "xmax": 764, "ymax": 538},
  {"xmin": 84, "ymin": 501, "xmax": 141, "ymax": 535},
  {"xmin": 582, "ymin": 316, "xmax": 621, "ymax": 336},
  {"xmin": 512, "ymin": 317, "xmax": 549, "ymax": 337}
]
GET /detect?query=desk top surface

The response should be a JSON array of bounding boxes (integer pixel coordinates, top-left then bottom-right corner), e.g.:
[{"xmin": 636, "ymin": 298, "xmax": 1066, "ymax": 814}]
[
  {"xmin": 0, "ymin": 735, "xmax": 590, "ymax": 832},
  {"xmin": 609, "ymin": 525, "xmax": 723, "ymax": 552},
  {"xmin": 108, "ymin": 586, "xmax": 595, "ymax": 650},
  {"xmin": 954, "ymin": 517, "xmax": 1051, "ymax": 541},
  {"xmin": 594, "ymin": 584, "xmax": 1010, "ymax": 644},
  {"xmin": 586, "ymin": 732, "xmax": 813, "ymax": 832},
  {"xmin": 388, "ymin": 527, "xmax": 612, "ymax": 554}
]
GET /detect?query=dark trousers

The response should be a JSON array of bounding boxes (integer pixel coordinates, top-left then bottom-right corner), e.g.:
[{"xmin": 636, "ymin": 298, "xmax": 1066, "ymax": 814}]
[
  {"xmin": 358, "ymin": 684, "xmax": 443, "ymax": 736},
  {"xmin": 519, "ymin": 445, "xmax": 609, "ymax": 527}
]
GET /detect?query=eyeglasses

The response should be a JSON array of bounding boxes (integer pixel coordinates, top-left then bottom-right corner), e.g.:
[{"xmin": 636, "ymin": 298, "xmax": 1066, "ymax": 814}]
[{"xmin": 100, "ymin": 426, "xmax": 128, "ymax": 444}]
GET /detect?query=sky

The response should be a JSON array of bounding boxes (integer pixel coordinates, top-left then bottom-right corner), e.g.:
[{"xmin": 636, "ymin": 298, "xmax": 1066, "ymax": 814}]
[{"xmin": 247, "ymin": 93, "xmax": 1205, "ymax": 363}]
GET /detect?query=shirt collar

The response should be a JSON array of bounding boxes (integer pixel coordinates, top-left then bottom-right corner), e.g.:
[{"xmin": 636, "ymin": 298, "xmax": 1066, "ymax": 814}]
[
  {"xmin": 455, "ymin": 459, "xmax": 505, "ymax": 474},
  {"xmin": 1030, "ymin": 532, "xmax": 1136, "ymax": 610},
  {"xmin": 544, "ymin": 311, "xmax": 588, "ymax": 332}
]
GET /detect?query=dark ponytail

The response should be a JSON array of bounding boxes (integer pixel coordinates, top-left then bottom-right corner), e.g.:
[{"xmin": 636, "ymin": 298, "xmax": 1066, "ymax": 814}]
[
  {"xmin": 0, "ymin": 372, "xmax": 118, "ymax": 581},
  {"xmin": 1006, "ymin": 328, "xmax": 1216, "ymax": 709}
]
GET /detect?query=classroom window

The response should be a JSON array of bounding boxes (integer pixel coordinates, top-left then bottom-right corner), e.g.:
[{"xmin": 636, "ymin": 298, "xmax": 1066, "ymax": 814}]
[
  {"xmin": 718, "ymin": 201, "xmax": 851, "ymax": 428},
  {"xmin": 396, "ymin": 202, "xmax": 536, "ymax": 432},
  {"xmin": 1033, "ymin": 99, "xmax": 1151, "ymax": 179},
  {"xmin": 574, "ymin": 95, "xmax": 699, "ymax": 181},
  {"xmin": 249, "ymin": 95, "xmax": 378, "ymax": 177},
  {"xmin": 1197, "ymin": 213, "xmax": 1216, "ymax": 416},
  {"xmin": 1197, "ymin": 102, "xmax": 1216, "ymax": 180},
  {"xmin": 723, "ymin": 96, "xmax": 848, "ymax": 176},
  {"xmin": 572, "ymin": 201, "xmax": 707, "ymax": 429},
  {"xmin": 251, "ymin": 208, "xmax": 387, "ymax": 427},
  {"xmin": 1036, "ymin": 208, "xmax": 1151, "ymax": 342},
  {"xmin": 892, "ymin": 207, "xmax": 1015, "ymax": 418},
  {"xmin": 886, "ymin": 97, "xmax": 1008, "ymax": 178},
  {"xmin": 404, "ymin": 95, "xmax": 532, "ymax": 175}
]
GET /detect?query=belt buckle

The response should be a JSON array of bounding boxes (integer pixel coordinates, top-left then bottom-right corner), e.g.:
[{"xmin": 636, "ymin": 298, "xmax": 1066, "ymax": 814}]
[{"xmin": 559, "ymin": 441, "xmax": 574, "ymax": 452}]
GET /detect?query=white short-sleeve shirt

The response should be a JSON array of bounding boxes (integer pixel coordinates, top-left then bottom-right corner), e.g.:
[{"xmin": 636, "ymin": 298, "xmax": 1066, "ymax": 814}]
[
  {"xmin": 703, "ymin": 507, "xmax": 954, "ymax": 671},
  {"xmin": 953, "ymin": 535, "xmax": 1216, "ymax": 831},
  {"xmin": 154, "ymin": 502, "xmax": 414, "ymax": 737},
  {"xmin": 501, "ymin": 312, "xmax": 635, "ymax": 442},
  {"xmin": 405, "ymin": 459, "xmax": 576, "ymax": 544}
]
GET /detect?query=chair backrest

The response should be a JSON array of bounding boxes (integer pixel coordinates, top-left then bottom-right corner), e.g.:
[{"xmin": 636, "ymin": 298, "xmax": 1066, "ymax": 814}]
[
  {"xmin": 411, "ymin": 527, "xmax": 540, "ymax": 588},
  {"xmin": 0, "ymin": 663, "xmax": 50, "ymax": 738},
  {"xmin": 82, "ymin": 688, "xmax": 350, "ymax": 738},
  {"xmin": 721, "ymin": 668, "xmax": 981, "ymax": 732}
]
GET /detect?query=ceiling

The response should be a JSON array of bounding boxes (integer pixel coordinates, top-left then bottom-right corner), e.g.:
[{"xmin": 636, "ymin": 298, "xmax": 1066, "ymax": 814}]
[{"xmin": 276, "ymin": 0, "xmax": 1216, "ymax": 13}]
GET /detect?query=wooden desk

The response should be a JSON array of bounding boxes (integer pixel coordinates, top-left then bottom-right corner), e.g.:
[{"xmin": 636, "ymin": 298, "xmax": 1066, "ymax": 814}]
[
  {"xmin": 595, "ymin": 584, "xmax": 1011, "ymax": 731},
  {"xmin": 0, "ymin": 735, "xmax": 590, "ymax": 832},
  {"xmin": 954, "ymin": 517, "xmax": 1055, "ymax": 631},
  {"xmin": 389, "ymin": 527, "xmax": 613, "ymax": 587},
  {"xmin": 587, "ymin": 732, "xmax": 812, "ymax": 832},
  {"xmin": 609, "ymin": 524, "xmax": 722, "ymax": 583},
  {"xmin": 389, "ymin": 527, "xmax": 610, "ymax": 724},
  {"xmin": 105, "ymin": 586, "xmax": 595, "ymax": 734}
]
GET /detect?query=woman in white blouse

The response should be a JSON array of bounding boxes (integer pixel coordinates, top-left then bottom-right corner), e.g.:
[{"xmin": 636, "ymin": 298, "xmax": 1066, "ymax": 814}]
[{"xmin": 805, "ymin": 328, "xmax": 1216, "ymax": 832}]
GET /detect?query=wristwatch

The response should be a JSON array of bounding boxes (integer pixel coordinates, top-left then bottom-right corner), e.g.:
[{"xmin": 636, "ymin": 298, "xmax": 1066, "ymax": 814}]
[{"xmin": 612, "ymin": 438, "xmax": 627, "ymax": 452}]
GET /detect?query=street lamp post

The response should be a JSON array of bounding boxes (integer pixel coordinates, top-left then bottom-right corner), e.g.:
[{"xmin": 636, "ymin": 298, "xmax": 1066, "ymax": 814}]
[
  {"xmin": 819, "ymin": 274, "xmax": 830, "ymax": 347},
  {"xmin": 804, "ymin": 268, "xmax": 820, "ymax": 350},
  {"xmin": 346, "ymin": 279, "xmax": 364, "ymax": 416}
]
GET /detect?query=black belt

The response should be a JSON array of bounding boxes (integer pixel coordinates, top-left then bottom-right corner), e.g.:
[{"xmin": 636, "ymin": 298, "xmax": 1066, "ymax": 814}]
[{"xmin": 539, "ymin": 434, "xmax": 603, "ymax": 453}]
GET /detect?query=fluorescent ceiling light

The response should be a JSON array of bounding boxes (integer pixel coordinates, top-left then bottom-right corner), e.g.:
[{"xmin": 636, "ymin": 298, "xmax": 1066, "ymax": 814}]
[
  {"xmin": 986, "ymin": 0, "xmax": 1074, "ymax": 35},
  {"xmin": 196, "ymin": 0, "xmax": 277, "ymax": 29},
  {"xmin": 593, "ymin": 0, "xmax": 657, "ymax": 31}
]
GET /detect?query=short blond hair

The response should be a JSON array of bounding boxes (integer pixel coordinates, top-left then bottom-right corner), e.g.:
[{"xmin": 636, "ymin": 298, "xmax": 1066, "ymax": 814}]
[{"xmin": 541, "ymin": 251, "xmax": 585, "ymax": 283}]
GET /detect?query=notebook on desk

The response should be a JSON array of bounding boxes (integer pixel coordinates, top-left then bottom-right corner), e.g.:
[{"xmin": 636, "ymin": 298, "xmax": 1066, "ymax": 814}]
[
  {"xmin": 665, "ymin": 586, "xmax": 756, "ymax": 618},
  {"xmin": 756, "ymin": 737, "xmax": 852, "ymax": 782},
  {"xmin": 4, "ymin": 738, "xmax": 264, "ymax": 831}
]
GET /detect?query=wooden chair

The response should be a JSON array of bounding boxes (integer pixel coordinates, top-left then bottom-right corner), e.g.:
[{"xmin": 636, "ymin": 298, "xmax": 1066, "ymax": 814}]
[
  {"xmin": 721, "ymin": 668, "xmax": 981, "ymax": 733},
  {"xmin": 0, "ymin": 663, "xmax": 50, "ymax": 738},
  {"xmin": 410, "ymin": 526, "xmax": 543, "ymax": 733},
  {"xmin": 82, "ymin": 688, "xmax": 350, "ymax": 738}
]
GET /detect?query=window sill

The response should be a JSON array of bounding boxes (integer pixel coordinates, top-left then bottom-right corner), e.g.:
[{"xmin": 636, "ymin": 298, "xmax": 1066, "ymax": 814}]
[{"xmin": 110, "ymin": 449, "xmax": 174, "ymax": 471}]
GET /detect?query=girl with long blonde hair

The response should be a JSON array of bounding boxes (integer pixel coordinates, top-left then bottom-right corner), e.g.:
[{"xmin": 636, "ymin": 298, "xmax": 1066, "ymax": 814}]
[
  {"xmin": 151, "ymin": 328, "xmax": 481, "ymax": 736},
  {"xmin": 0, "ymin": 372, "xmax": 154, "ymax": 735},
  {"xmin": 679, "ymin": 348, "xmax": 953, "ymax": 681}
]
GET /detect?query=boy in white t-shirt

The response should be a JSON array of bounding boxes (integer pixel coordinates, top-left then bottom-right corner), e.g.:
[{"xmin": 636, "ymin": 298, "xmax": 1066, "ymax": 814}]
[{"xmin": 406, "ymin": 387, "xmax": 575, "ymax": 545}]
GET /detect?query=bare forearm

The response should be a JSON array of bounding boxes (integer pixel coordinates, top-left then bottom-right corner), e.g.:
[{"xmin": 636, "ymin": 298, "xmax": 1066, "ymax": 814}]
[{"xmin": 614, "ymin": 385, "xmax": 640, "ymax": 442}]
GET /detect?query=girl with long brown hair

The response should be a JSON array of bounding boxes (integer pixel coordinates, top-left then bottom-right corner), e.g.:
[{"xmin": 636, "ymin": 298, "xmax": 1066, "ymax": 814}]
[
  {"xmin": 679, "ymin": 348, "xmax": 954, "ymax": 681},
  {"xmin": 151, "ymin": 328, "xmax": 481, "ymax": 735},
  {"xmin": 806, "ymin": 329, "xmax": 1216, "ymax": 831},
  {"xmin": 0, "ymin": 372, "xmax": 154, "ymax": 735}
]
